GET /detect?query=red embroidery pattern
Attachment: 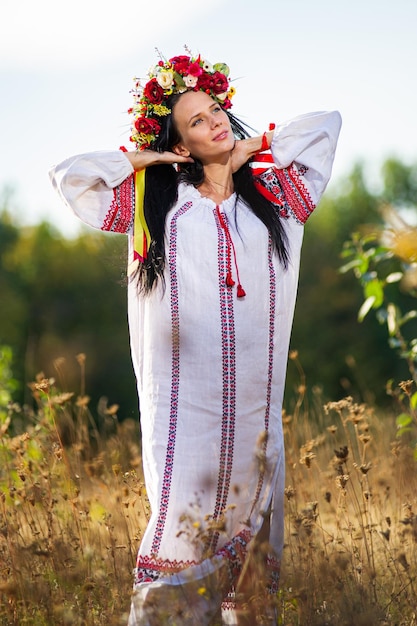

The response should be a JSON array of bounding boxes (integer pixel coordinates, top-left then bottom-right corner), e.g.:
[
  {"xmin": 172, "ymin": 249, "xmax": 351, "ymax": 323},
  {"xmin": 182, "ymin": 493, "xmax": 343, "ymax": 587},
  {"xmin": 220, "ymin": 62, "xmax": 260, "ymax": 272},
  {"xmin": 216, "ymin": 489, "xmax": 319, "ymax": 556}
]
[
  {"xmin": 256, "ymin": 165, "xmax": 315, "ymax": 224},
  {"xmin": 219, "ymin": 529, "xmax": 259, "ymax": 611},
  {"xmin": 217, "ymin": 529, "xmax": 252, "ymax": 581},
  {"xmin": 101, "ymin": 175, "xmax": 135, "ymax": 233},
  {"xmin": 134, "ymin": 554, "xmax": 198, "ymax": 585},
  {"xmin": 266, "ymin": 554, "xmax": 281, "ymax": 594},
  {"xmin": 205, "ymin": 209, "xmax": 237, "ymax": 554},
  {"xmin": 134, "ymin": 530, "xmax": 252, "ymax": 590},
  {"xmin": 222, "ymin": 598, "xmax": 237, "ymax": 611},
  {"xmin": 148, "ymin": 201, "xmax": 193, "ymax": 558},
  {"xmin": 250, "ymin": 238, "xmax": 276, "ymax": 517}
]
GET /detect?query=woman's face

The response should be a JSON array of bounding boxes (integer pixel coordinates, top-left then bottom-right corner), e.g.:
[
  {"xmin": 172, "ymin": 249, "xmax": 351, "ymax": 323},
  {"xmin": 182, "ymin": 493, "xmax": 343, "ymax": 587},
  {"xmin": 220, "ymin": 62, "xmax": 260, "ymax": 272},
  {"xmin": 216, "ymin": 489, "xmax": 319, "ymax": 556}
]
[{"xmin": 172, "ymin": 90, "xmax": 234, "ymax": 164}]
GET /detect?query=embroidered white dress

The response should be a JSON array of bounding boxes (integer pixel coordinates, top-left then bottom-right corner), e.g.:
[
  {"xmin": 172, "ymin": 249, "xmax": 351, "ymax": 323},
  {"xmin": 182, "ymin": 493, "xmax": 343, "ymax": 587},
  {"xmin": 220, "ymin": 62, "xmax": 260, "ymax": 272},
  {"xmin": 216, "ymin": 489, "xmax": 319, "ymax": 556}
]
[{"xmin": 50, "ymin": 111, "xmax": 342, "ymax": 625}]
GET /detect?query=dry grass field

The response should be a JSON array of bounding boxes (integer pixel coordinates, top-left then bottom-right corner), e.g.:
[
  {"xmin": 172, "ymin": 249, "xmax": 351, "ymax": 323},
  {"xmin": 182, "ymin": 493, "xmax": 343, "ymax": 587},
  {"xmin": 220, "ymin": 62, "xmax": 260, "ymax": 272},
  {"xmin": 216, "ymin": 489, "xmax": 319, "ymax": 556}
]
[{"xmin": 1, "ymin": 353, "xmax": 416, "ymax": 625}]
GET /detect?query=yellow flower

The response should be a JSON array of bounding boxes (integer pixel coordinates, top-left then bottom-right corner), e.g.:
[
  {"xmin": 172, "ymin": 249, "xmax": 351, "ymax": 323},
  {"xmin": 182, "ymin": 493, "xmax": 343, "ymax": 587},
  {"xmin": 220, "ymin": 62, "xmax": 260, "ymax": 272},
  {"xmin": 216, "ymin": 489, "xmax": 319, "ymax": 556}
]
[
  {"xmin": 151, "ymin": 104, "xmax": 171, "ymax": 117},
  {"xmin": 228, "ymin": 86, "xmax": 236, "ymax": 98},
  {"xmin": 135, "ymin": 132, "xmax": 151, "ymax": 145},
  {"xmin": 390, "ymin": 229, "xmax": 417, "ymax": 263}
]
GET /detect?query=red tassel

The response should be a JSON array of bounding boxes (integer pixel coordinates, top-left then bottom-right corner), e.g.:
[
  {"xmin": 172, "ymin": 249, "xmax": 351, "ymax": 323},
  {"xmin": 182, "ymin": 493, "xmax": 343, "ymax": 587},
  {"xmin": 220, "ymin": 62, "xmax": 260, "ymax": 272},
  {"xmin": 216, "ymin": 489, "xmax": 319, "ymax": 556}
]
[
  {"xmin": 237, "ymin": 284, "xmax": 246, "ymax": 298},
  {"xmin": 216, "ymin": 205, "xmax": 246, "ymax": 296},
  {"xmin": 268, "ymin": 123, "xmax": 276, "ymax": 131},
  {"xmin": 226, "ymin": 272, "xmax": 235, "ymax": 287}
]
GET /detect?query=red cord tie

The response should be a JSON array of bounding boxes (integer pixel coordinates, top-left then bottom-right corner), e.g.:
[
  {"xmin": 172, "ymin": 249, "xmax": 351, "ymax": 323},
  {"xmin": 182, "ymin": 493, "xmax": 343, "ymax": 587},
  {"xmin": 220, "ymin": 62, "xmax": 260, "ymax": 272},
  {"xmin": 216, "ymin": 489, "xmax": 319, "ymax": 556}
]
[
  {"xmin": 259, "ymin": 123, "xmax": 276, "ymax": 153},
  {"xmin": 216, "ymin": 206, "xmax": 246, "ymax": 298}
]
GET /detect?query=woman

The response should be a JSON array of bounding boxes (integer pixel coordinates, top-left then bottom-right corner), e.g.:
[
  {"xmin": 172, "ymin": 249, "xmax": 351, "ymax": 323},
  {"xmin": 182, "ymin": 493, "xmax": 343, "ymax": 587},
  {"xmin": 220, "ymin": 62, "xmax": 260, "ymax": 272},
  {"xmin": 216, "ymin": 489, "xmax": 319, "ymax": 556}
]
[{"xmin": 50, "ymin": 51, "xmax": 341, "ymax": 625}]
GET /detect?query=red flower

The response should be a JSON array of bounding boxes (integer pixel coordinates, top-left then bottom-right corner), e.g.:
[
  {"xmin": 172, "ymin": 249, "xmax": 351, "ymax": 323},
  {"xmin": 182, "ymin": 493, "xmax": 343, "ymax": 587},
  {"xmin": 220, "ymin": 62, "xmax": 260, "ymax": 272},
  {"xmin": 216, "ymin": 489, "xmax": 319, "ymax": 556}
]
[
  {"xmin": 211, "ymin": 72, "xmax": 229, "ymax": 95},
  {"xmin": 169, "ymin": 55, "xmax": 191, "ymax": 75},
  {"xmin": 134, "ymin": 117, "xmax": 161, "ymax": 135},
  {"xmin": 142, "ymin": 78, "xmax": 164, "ymax": 104},
  {"xmin": 198, "ymin": 73, "xmax": 216, "ymax": 91},
  {"xmin": 188, "ymin": 61, "xmax": 203, "ymax": 77},
  {"xmin": 222, "ymin": 98, "xmax": 232, "ymax": 110}
]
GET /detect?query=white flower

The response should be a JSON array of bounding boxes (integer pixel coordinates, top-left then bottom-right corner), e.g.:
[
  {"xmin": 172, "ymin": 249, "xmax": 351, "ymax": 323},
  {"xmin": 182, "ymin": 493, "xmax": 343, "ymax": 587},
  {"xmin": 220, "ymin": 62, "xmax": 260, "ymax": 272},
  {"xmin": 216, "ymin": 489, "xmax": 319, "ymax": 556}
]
[
  {"xmin": 216, "ymin": 92, "xmax": 228, "ymax": 101},
  {"xmin": 156, "ymin": 69, "xmax": 174, "ymax": 90},
  {"xmin": 148, "ymin": 64, "xmax": 158, "ymax": 78},
  {"xmin": 184, "ymin": 74, "xmax": 198, "ymax": 88},
  {"xmin": 202, "ymin": 60, "xmax": 213, "ymax": 72}
]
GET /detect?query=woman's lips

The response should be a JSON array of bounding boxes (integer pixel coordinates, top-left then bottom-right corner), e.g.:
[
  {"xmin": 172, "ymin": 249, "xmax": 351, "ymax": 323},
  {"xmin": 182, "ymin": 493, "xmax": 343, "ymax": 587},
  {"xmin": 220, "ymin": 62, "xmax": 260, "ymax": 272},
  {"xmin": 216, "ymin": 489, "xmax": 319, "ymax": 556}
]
[{"xmin": 213, "ymin": 130, "xmax": 229, "ymax": 141}]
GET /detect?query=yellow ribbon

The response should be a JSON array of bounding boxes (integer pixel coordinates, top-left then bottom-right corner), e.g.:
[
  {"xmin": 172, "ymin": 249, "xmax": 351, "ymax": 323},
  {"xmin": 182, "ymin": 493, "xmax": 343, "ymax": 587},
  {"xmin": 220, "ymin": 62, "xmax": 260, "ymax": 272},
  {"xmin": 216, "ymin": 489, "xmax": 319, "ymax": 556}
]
[{"xmin": 128, "ymin": 168, "xmax": 150, "ymax": 276}]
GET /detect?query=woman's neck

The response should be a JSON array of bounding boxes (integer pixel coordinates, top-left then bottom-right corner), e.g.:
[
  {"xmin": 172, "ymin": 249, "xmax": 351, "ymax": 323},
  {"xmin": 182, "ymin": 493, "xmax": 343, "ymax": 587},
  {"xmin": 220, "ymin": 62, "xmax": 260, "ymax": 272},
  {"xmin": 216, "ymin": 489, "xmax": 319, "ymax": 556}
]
[{"xmin": 197, "ymin": 161, "xmax": 234, "ymax": 204}]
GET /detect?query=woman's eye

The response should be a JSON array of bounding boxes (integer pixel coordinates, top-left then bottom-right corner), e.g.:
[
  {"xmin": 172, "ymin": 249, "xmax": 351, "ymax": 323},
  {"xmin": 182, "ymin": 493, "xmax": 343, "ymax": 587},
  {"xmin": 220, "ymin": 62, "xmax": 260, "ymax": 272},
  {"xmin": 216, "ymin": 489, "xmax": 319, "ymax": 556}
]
[{"xmin": 192, "ymin": 118, "xmax": 203, "ymax": 127}]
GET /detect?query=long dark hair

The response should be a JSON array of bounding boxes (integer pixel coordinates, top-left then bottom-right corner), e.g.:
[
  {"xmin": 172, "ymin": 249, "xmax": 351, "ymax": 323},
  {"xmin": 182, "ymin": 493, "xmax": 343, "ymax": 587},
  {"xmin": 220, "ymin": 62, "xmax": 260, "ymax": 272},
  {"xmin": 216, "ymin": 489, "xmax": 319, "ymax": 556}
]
[{"xmin": 136, "ymin": 93, "xmax": 289, "ymax": 293}]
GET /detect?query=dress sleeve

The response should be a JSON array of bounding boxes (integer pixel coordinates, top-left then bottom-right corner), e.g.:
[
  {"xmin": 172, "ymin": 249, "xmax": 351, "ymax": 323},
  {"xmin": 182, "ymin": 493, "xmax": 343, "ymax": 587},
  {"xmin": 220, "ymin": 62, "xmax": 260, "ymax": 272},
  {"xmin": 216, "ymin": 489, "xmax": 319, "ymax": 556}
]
[
  {"xmin": 49, "ymin": 151, "xmax": 136, "ymax": 233},
  {"xmin": 254, "ymin": 111, "xmax": 342, "ymax": 224}
]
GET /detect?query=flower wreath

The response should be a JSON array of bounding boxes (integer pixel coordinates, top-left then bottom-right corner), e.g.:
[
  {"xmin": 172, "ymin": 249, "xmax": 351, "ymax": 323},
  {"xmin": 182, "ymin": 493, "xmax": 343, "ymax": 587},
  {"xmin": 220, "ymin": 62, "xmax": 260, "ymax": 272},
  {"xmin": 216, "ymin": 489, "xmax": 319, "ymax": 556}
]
[{"xmin": 128, "ymin": 50, "xmax": 236, "ymax": 150}]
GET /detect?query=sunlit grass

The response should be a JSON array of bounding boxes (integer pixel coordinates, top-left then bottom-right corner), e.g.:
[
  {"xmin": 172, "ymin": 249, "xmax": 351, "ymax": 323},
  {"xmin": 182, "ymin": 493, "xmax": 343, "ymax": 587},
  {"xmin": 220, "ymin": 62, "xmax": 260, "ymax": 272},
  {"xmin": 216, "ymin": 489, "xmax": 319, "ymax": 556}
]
[
  {"xmin": 280, "ymin": 374, "xmax": 417, "ymax": 625},
  {"xmin": 1, "ymin": 354, "xmax": 416, "ymax": 625},
  {"xmin": 0, "ymin": 358, "xmax": 148, "ymax": 625}
]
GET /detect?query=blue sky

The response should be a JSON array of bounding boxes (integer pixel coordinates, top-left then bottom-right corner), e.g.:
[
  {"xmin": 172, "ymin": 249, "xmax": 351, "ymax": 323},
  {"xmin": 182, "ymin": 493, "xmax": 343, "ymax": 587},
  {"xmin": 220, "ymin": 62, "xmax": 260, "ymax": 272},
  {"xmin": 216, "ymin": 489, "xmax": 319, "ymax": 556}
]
[{"xmin": 1, "ymin": 0, "xmax": 416, "ymax": 235}]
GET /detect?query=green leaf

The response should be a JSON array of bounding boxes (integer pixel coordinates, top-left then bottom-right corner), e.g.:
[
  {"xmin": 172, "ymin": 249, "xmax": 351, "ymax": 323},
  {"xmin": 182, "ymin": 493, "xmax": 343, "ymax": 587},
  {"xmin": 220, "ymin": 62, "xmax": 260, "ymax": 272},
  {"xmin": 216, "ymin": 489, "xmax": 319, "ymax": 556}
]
[
  {"xmin": 396, "ymin": 413, "xmax": 413, "ymax": 428},
  {"xmin": 397, "ymin": 427, "xmax": 413, "ymax": 438},
  {"xmin": 27, "ymin": 440, "xmax": 43, "ymax": 462},
  {"xmin": 357, "ymin": 257, "xmax": 370, "ymax": 274},
  {"xmin": 361, "ymin": 234, "xmax": 379, "ymax": 246},
  {"xmin": 374, "ymin": 247, "xmax": 392, "ymax": 262},
  {"xmin": 410, "ymin": 392, "xmax": 417, "ymax": 410},
  {"xmin": 173, "ymin": 72, "xmax": 185, "ymax": 88},
  {"xmin": 213, "ymin": 63, "xmax": 230, "ymax": 77},
  {"xmin": 364, "ymin": 279, "xmax": 384, "ymax": 308},
  {"xmin": 339, "ymin": 259, "xmax": 362, "ymax": 274},
  {"xmin": 358, "ymin": 296, "xmax": 376, "ymax": 322},
  {"xmin": 340, "ymin": 247, "xmax": 355, "ymax": 259}
]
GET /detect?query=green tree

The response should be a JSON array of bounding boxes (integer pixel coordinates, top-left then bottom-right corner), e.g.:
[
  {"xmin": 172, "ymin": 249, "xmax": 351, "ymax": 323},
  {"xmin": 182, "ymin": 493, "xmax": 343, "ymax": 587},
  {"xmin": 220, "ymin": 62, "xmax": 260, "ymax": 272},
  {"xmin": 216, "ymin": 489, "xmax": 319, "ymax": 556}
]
[
  {"xmin": 2, "ymin": 157, "xmax": 417, "ymax": 430},
  {"xmin": 287, "ymin": 160, "xmax": 415, "ymax": 407},
  {"xmin": 0, "ymin": 211, "xmax": 136, "ymax": 424}
]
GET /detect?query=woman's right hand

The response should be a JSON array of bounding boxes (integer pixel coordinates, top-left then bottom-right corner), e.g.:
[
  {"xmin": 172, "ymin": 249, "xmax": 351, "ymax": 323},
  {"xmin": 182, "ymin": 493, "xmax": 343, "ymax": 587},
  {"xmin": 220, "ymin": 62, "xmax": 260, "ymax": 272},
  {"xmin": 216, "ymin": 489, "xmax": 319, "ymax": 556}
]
[
  {"xmin": 125, "ymin": 150, "xmax": 194, "ymax": 170},
  {"xmin": 231, "ymin": 131, "xmax": 274, "ymax": 172}
]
